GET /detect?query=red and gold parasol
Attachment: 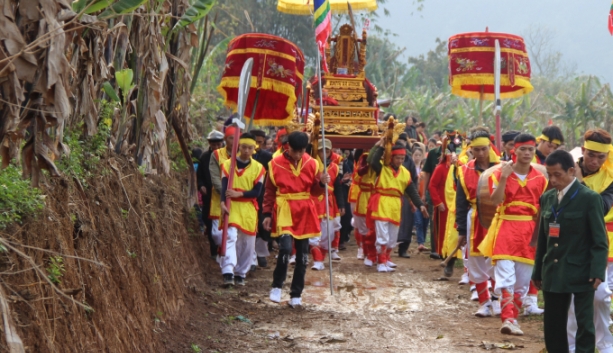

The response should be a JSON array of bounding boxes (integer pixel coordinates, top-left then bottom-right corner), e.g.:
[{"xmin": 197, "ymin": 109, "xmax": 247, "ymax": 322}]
[
  {"xmin": 448, "ymin": 31, "xmax": 533, "ymax": 100},
  {"xmin": 276, "ymin": 0, "xmax": 377, "ymax": 15},
  {"xmin": 217, "ymin": 33, "xmax": 305, "ymax": 126}
]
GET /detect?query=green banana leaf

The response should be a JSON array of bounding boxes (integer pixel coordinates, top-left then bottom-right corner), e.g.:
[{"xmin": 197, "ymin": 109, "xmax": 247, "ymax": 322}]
[
  {"xmin": 98, "ymin": 0, "xmax": 148, "ymax": 19},
  {"xmin": 171, "ymin": 0, "xmax": 216, "ymax": 33},
  {"xmin": 115, "ymin": 69, "xmax": 134, "ymax": 101},
  {"xmin": 102, "ymin": 82, "xmax": 121, "ymax": 102}
]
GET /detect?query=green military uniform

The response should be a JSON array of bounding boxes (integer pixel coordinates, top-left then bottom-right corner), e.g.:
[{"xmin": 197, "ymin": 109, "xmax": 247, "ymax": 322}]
[{"xmin": 532, "ymin": 179, "xmax": 609, "ymax": 353}]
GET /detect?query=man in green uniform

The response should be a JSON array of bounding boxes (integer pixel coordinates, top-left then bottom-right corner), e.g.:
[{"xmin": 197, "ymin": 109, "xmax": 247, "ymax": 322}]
[{"xmin": 532, "ymin": 149, "xmax": 609, "ymax": 353}]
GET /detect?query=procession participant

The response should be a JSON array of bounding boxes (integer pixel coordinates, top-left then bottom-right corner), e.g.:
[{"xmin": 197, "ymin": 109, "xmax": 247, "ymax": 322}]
[
  {"xmin": 250, "ymin": 129, "xmax": 273, "ymax": 268},
  {"xmin": 567, "ymin": 129, "xmax": 613, "ymax": 353},
  {"xmin": 217, "ymin": 133, "xmax": 266, "ymax": 286},
  {"xmin": 367, "ymin": 138, "xmax": 429, "ymax": 272},
  {"xmin": 310, "ymin": 139, "xmax": 345, "ymax": 270},
  {"xmin": 339, "ymin": 150, "xmax": 355, "ymax": 251},
  {"xmin": 273, "ymin": 128, "xmax": 289, "ymax": 158},
  {"xmin": 500, "ymin": 131, "xmax": 520, "ymax": 162},
  {"xmin": 396, "ymin": 133, "xmax": 420, "ymax": 259},
  {"xmin": 355, "ymin": 151, "xmax": 378, "ymax": 266},
  {"xmin": 430, "ymin": 134, "xmax": 462, "ymax": 276},
  {"xmin": 208, "ymin": 126, "xmax": 236, "ymax": 251},
  {"xmin": 478, "ymin": 133, "xmax": 548, "ymax": 335},
  {"xmin": 535, "ymin": 126, "xmax": 564, "ymax": 164},
  {"xmin": 263, "ymin": 131, "xmax": 330, "ymax": 308},
  {"xmin": 422, "ymin": 133, "xmax": 443, "ymax": 259},
  {"xmin": 533, "ymin": 150, "xmax": 608, "ymax": 353},
  {"xmin": 197, "ymin": 130, "xmax": 225, "ymax": 257},
  {"xmin": 456, "ymin": 128, "xmax": 500, "ymax": 317},
  {"xmin": 347, "ymin": 150, "xmax": 365, "ymax": 258}
]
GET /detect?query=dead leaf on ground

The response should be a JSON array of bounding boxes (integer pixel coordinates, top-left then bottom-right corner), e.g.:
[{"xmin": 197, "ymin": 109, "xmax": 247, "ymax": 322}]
[{"xmin": 480, "ymin": 341, "xmax": 524, "ymax": 350}]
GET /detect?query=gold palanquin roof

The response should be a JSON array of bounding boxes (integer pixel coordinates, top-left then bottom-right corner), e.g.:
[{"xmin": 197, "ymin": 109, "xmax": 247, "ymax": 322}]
[{"xmin": 276, "ymin": 0, "xmax": 377, "ymax": 15}]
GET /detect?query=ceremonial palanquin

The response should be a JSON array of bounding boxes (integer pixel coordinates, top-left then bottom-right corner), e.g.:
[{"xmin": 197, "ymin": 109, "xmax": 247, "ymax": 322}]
[{"xmin": 308, "ymin": 23, "xmax": 382, "ymax": 148}]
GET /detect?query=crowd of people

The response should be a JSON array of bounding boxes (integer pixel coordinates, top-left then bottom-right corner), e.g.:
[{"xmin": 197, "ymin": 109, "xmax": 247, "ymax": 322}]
[{"xmin": 194, "ymin": 112, "xmax": 613, "ymax": 353}]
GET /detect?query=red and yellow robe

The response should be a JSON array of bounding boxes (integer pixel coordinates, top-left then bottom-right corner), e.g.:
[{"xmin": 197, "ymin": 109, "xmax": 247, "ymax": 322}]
[
  {"xmin": 209, "ymin": 148, "xmax": 230, "ymax": 220},
  {"xmin": 266, "ymin": 153, "xmax": 322, "ymax": 239},
  {"xmin": 367, "ymin": 165, "xmax": 412, "ymax": 226},
  {"xmin": 354, "ymin": 154, "xmax": 376, "ymax": 218},
  {"xmin": 458, "ymin": 159, "xmax": 492, "ymax": 256},
  {"xmin": 428, "ymin": 163, "xmax": 451, "ymax": 256},
  {"xmin": 348, "ymin": 159, "xmax": 361, "ymax": 205},
  {"xmin": 220, "ymin": 159, "xmax": 266, "ymax": 235},
  {"xmin": 479, "ymin": 167, "xmax": 547, "ymax": 264},
  {"xmin": 314, "ymin": 161, "xmax": 340, "ymax": 219},
  {"xmin": 582, "ymin": 160, "xmax": 613, "ymax": 262}
]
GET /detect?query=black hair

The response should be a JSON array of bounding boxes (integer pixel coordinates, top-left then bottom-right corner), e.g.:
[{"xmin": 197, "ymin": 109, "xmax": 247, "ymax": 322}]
[
  {"xmin": 545, "ymin": 150, "xmax": 575, "ymax": 171},
  {"xmin": 239, "ymin": 132, "xmax": 256, "ymax": 141},
  {"xmin": 433, "ymin": 131, "xmax": 443, "ymax": 137},
  {"xmin": 417, "ymin": 122, "xmax": 426, "ymax": 128},
  {"xmin": 411, "ymin": 117, "xmax": 418, "ymax": 124},
  {"xmin": 470, "ymin": 129, "xmax": 491, "ymax": 141},
  {"xmin": 541, "ymin": 126, "xmax": 565, "ymax": 144},
  {"xmin": 398, "ymin": 132, "xmax": 408, "ymax": 142},
  {"xmin": 427, "ymin": 138, "xmax": 437, "ymax": 145},
  {"xmin": 287, "ymin": 131, "xmax": 309, "ymax": 150},
  {"xmin": 514, "ymin": 133, "xmax": 536, "ymax": 144},
  {"xmin": 584, "ymin": 129, "xmax": 612, "ymax": 145},
  {"xmin": 502, "ymin": 130, "xmax": 521, "ymax": 143},
  {"xmin": 191, "ymin": 147, "xmax": 204, "ymax": 159},
  {"xmin": 250, "ymin": 129, "xmax": 266, "ymax": 138},
  {"xmin": 383, "ymin": 113, "xmax": 397, "ymax": 120}
]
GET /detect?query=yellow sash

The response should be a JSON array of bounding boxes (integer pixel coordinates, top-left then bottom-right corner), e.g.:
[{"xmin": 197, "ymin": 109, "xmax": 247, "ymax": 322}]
[{"xmin": 275, "ymin": 192, "xmax": 312, "ymax": 230}]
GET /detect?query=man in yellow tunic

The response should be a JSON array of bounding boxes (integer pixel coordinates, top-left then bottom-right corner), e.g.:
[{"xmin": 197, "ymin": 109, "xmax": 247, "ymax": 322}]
[
  {"xmin": 218, "ymin": 133, "xmax": 266, "ymax": 287},
  {"xmin": 367, "ymin": 139, "xmax": 428, "ymax": 273},
  {"xmin": 208, "ymin": 126, "xmax": 236, "ymax": 244}
]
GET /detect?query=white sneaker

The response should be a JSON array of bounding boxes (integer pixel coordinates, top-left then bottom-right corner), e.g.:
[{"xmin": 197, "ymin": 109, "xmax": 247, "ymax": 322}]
[
  {"xmin": 364, "ymin": 258, "xmax": 374, "ymax": 267},
  {"xmin": 331, "ymin": 250, "xmax": 341, "ymax": 261},
  {"xmin": 269, "ymin": 288, "xmax": 282, "ymax": 303},
  {"xmin": 385, "ymin": 265, "xmax": 396, "ymax": 272},
  {"xmin": 288, "ymin": 297, "xmax": 302, "ymax": 308},
  {"xmin": 357, "ymin": 248, "xmax": 364, "ymax": 260},
  {"xmin": 470, "ymin": 289, "xmax": 479, "ymax": 302},
  {"xmin": 523, "ymin": 296, "xmax": 544, "ymax": 315},
  {"xmin": 386, "ymin": 260, "xmax": 397, "ymax": 268},
  {"xmin": 500, "ymin": 319, "xmax": 524, "ymax": 336},
  {"xmin": 377, "ymin": 263, "xmax": 389, "ymax": 272},
  {"xmin": 289, "ymin": 255, "xmax": 296, "ymax": 265},
  {"xmin": 475, "ymin": 302, "xmax": 493, "ymax": 317},
  {"xmin": 459, "ymin": 272, "xmax": 470, "ymax": 285},
  {"xmin": 311, "ymin": 261, "xmax": 325, "ymax": 271},
  {"xmin": 492, "ymin": 300, "xmax": 501, "ymax": 316}
]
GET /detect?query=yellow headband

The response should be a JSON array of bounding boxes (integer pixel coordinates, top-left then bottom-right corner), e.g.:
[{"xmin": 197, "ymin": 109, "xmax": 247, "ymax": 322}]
[
  {"xmin": 239, "ymin": 138, "xmax": 257, "ymax": 147},
  {"xmin": 584, "ymin": 140, "xmax": 611, "ymax": 154},
  {"xmin": 470, "ymin": 137, "xmax": 491, "ymax": 147},
  {"xmin": 539, "ymin": 135, "xmax": 562, "ymax": 145}
]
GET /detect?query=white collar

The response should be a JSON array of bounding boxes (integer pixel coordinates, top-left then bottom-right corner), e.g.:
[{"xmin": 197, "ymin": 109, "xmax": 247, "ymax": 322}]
[{"xmin": 560, "ymin": 178, "xmax": 576, "ymax": 196}]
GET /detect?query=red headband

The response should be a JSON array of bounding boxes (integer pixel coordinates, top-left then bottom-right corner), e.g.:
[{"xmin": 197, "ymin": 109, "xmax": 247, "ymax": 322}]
[
  {"xmin": 391, "ymin": 148, "xmax": 406, "ymax": 156},
  {"xmin": 514, "ymin": 141, "xmax": 536, "ymax": 149},
  {"xmin": 225, "ymin": 126, "xmax": 237, "ymax": 137}
]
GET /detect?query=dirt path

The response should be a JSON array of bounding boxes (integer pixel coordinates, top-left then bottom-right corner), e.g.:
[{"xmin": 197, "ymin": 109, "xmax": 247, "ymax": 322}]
[{"xmin": 161, "ymin": 241, "xmax": 546, "ymax": 352}]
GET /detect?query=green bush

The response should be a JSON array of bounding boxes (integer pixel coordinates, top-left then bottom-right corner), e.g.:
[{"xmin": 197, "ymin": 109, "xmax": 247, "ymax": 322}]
[{"xmin": 0, "ymin": 165, "xmax": 44, "ymax": 229}]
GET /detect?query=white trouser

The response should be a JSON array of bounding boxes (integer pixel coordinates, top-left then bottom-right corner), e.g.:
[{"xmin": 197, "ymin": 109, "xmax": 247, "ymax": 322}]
[
  {"xmin": 493, "ymin": 260, "xmax": 532, "ymax": 297},
  {"xmin": 350, "ymin": 202, "xmax": 356, "ymax": 213},
  {"xmin": 219, "ymin": 227, "xmax": 255, "ymax": 278},
  {"xmin": 375, "ymin": 220, "xmax": 400, "ymax": 252},
  {"xmin": 319, "ymin": 217, "xmax": 341, "ymax": 251},
  {"xmin": 354, "ymin": 215, "xmax": 369, "ymax": 235},
  {"xmin": 255, "ymin": 237, "xmax": 269, "ymax": 257},
  {"xmin": 465, "ymin": 208, "xmax": 494, "ymax": 284},
  {"xmin": 568, "ymin": 264, "xmax": 613, "ymax": 353},
  {"xmin": 211, "ymin": 219, "xmax": 221, "ymax": 245}
]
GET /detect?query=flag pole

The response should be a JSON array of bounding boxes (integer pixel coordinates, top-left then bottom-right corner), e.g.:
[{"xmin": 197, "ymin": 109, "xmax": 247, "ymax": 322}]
[
  {"xmin": 494, "ymin": 39, "xmax": 502, "ymax": 151},
  {"xmin": 316, "ymin": 49, "xmax": 334, "ymax": 296}
]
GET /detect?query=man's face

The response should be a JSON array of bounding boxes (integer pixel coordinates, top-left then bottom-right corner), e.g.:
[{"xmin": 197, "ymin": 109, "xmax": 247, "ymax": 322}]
[
  {"xmin": 538, "ymin": 140, "xmax": 559, "ymax": 157},
  {"xmin": 582, "ymin": 148, "xmax": 608, "ymax": 174},
  {"xmin": 515, "ymin": 145, "xmax": 536, "ymax": 164},
  {"xmin": 406, "ymin": 118, "xmax": 413, "ymax": 126},
  {"xmin": 503, "ymin": 140, "xmax": 515, "ymax": 154},
  {"xmin": 471, "ymin": 145, "xmax": 490, "ymax": 164},
  {"xmin": 391, "ymin": 154, "xmax": 404, "ymax": 168},
  {"xmin": 546, "ymin": 163, "xmax": 575, "ymax": 190},
  {"xmin": 238, "ymin": 143, "xmax": 255, "ymax": 160},
  {"xmin": 255, "ymin": 136, "xmax": 266, "ymax": 151},
  {"xmin": 209, "ymin": 141, "xmax": 224, "ymax": 151},
  {"xmin": 416, "ymin": 126, "xmax": 424, "ymax": 133},
  {"xmin": 288, "ymin": 147, "xmax": 305, "ymax": 162},
  {"xmin": 318, "ymin": 148, "xmax": 331, "ymax": 161},
  {"xmin": 265, "ymin": 139, "xmax": 274, "ymax": 150},
  {"xmin": 432, "ymin": 133, "xmax": 441, "ymax": 141}
]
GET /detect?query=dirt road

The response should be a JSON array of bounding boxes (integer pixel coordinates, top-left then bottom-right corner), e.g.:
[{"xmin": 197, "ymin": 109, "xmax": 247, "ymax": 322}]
[{"xmin": 162, "ymin": 241, "xmax": 546, "ymax": 352}]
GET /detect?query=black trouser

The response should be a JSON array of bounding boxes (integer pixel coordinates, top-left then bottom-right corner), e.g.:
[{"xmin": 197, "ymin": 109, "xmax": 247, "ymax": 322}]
[
  {"xmin": 272, "ymin": 235, "xmax": 309, "ymax": 298},
  {"xmin": 340, "ymin": 192, "xmax": 353, "ymax": 244},
  {"xmin": 426, "ymin": 192, "xmax": 436, "ymax": 253},
  {"xmin": 201, "ymin": 199, "xmax": 217, "ymax": 257},
  {"xmin": 397, "ymin": 200, "xmax": 415, "ymax": 254},
  {"xmin": 543, "ymin": 290, "xmax": 595, "ymax": 353}
]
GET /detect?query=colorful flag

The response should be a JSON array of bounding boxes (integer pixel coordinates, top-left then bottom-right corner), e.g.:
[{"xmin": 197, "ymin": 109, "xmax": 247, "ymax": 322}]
[
  {"xmin": 609, "ymin": 1, "xmax": 613, "ymax": 35},
  {"xmin": 314, "ymin": 0, "xmax": 331, "ymax": 72}
]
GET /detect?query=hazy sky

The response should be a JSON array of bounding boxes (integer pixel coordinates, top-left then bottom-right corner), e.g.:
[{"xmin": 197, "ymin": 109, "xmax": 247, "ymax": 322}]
[{"xmin": 373, "ymin": 0, "xmax": 613, "ymax": 84}]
